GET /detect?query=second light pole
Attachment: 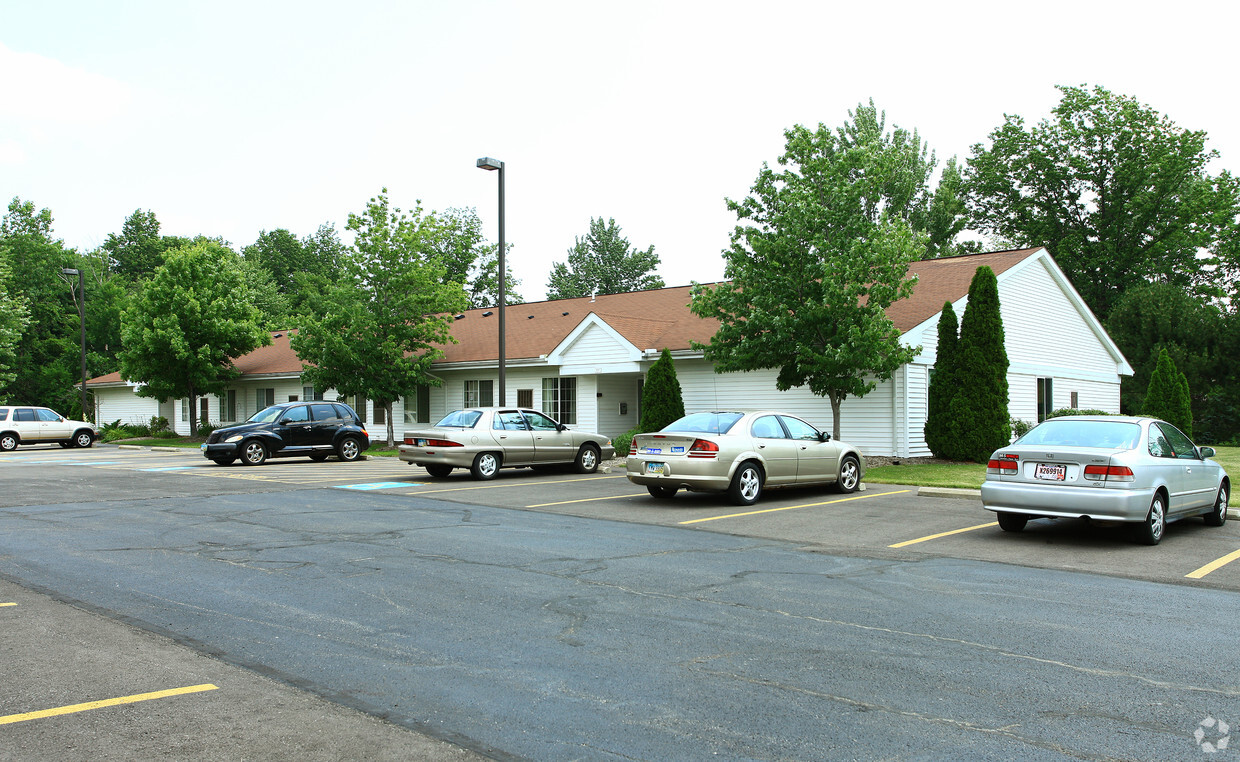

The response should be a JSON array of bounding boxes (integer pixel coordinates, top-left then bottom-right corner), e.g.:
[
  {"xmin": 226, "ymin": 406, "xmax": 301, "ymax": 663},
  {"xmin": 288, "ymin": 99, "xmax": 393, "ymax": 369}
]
[{"xmin": 476, "ymin": 156, "xmax": 506, "ymax": 405}]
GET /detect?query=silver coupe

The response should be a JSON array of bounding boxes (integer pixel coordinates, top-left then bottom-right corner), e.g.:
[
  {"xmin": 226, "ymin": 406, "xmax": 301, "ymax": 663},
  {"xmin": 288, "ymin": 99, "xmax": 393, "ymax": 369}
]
[
  {"xmin": 399, "ymin": 407, "xmax": 615, "ymax": 480},
  {"xmin": 981, "ymin": 415, "xmax": 1229, "ymax": 545},
  {"xmin": 625, "ymin": 411, "xmax": 865, "ymax": 505}
]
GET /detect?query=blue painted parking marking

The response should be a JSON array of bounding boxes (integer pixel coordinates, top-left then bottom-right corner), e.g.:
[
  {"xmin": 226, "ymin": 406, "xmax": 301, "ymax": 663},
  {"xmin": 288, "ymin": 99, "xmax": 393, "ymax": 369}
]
[{"xmin": 334, "ymin": 482, "xmax": 424, "ymax": 491}]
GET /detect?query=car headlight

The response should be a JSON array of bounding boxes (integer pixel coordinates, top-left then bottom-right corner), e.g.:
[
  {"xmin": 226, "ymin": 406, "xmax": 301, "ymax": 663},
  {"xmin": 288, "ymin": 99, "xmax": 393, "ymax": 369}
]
[{"xmin": 225, "ymin": 434, "xmax": 244, "ymax": 443}]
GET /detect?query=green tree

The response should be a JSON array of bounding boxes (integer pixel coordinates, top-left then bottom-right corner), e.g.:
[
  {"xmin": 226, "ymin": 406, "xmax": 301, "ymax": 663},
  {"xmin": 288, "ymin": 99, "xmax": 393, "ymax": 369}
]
[
  {"xmin": 426, "ymin": 208, "xmax": 522, "ymax": 308},
  {"xmin": 638, "ymin": 349, "xmax": 685, "ymax": 433},
  {"xmin": 965, "ymin": 84, "xmax": 1240, "ymax": 320},
  {"xmin": 943, "ymin": 266, "xmax": 1010, "ymax": 462},
  {"xmin": 1143, "ymin": 348, "xmax": 1193, "ymax": 436},
  {"xmin": 291, "ymin": 189, "xmax": 468, "ymax": 446},
  {"xmin": 244, "ymin": 224, "xmax": 344, "ymax": 294},
  {"xmin": 691, "ymin": 105, "xmax": 925, "ymax": 440},
  {"xmin": 0, "ymin": 198, "xmax": 76, "ymax": 411},
  {"xmin": 0, "ymin": 248, "xmax": 30, "ymax": 399},
  {"xmin": 102, "ymin": 209, "xmax": 193, "ymax": 281},
  {"xmin": 923, "ymin": 301, "xmax": 959, "ymax": 458},
  {"xmin": 118, "ymin": 240, "xmax": 271, "ymax": 435},
  {"xmin": 546, "ymin": 218, "xmax": 663, "ymax": 299}
]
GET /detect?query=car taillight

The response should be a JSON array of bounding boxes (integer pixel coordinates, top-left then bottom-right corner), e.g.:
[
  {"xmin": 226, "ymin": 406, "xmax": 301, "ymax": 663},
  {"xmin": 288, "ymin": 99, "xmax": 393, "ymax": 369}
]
[
  {"xmin": 986, "ymin": 455, "xmax": 1018, "ymax": 474},
  {"xmin": 688, "ymin": 439, "xmax": 719, "ymax": 458},
  {"xmin": 1084, "ymin": 464, "xmax": 1135, "ymax": 482}
]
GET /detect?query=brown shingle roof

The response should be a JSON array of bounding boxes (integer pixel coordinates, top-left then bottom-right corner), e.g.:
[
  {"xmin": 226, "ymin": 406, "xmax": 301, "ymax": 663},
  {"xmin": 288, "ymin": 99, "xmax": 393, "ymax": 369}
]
[{"xmin": 88, "ymin": 248, "xmax": 1044, "ymax": 385}]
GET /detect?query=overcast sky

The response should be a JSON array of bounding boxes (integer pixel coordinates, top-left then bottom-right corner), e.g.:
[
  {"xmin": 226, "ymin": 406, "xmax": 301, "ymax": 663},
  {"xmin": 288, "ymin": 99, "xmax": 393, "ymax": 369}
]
[{"xmin": 4, "ymin": 1, "xmax": 1238, "ymax": 301}]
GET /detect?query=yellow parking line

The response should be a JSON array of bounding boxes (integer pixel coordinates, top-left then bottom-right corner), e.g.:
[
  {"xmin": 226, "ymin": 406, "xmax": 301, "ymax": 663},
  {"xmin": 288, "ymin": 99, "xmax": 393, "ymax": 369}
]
[
  {"xmin": 0, "ymin": 602, "xmax": 15, "ymax": 607},
  {"xmin": 888, "ymin": 522, "xmax": 998, "ymax": 548},
  {"xmin": 1186, "ymin": 548, "xmax": 1240, "ymax": 579},
  {"xmin": 527, "ymin": 494, "xmax": 639, "ymax": 507},
  {"xmin": 678, "ymin": 490, "xmax": 911, "ymax": 525},
  {"xmin": 0, "ymin": 684, "xmax": 219, "ymax": 726},
  {"xmin": 407, "ymin": 474, "xmax": 626, "ymax": 496}
]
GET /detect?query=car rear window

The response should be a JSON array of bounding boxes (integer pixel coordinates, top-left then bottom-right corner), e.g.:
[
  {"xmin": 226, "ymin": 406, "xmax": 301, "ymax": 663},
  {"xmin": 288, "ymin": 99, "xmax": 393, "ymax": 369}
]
[
  {"xmin": 1015, "ymin": 419, "xmax": 1141, "ymax": 449},
  {"xmin": 0, "ymin": 409, "xmax": 7, "ymax": 421},
  {"xmin": 436, "ymin": 410, "xmax": 482, "ymax": 428},
  {"xmin": 662, "ymin": 412, "xmax": 743, "ymax": 435},
  {"xmin": 311, "ymin": 404, "xmax": 339, "ymax": 422}
]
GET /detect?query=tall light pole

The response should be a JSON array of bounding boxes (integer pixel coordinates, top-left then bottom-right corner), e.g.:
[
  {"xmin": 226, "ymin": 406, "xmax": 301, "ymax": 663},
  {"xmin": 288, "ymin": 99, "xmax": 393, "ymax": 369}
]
[
  {"xmin": 61, "ymin": 267, "xmax": 88, "ymax": 420},
  {"xmin": 476, "ymin": 156, "xmax": 506, "ymax": 405}
]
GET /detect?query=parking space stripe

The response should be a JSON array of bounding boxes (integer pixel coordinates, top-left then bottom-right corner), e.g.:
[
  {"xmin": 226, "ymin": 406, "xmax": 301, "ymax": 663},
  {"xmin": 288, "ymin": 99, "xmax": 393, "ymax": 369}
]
[
  {"xmin": 888, "ymin": 522, "xmax": 999, "ymax": 548},
  {"xmin": 1185, "ymin": 548, "xmax": 1240, "ymax": 579},
  {"xmin": 0, "ymin": 684, "xmax": 219, "ymax": 726},
  {"xmin": 527, "ymin": 493, "xmax": 639, "ymax": 507},
  {"xmin": 403, "ymin": 474, "xmax": 627, "ymax": 496},
  {"xmin": 678, "ymin": 490, "xmax": 911, "ymax": 525},
  {"xmin": 0, "ymin": 602, "xmax": 15, "ymax": 607}
]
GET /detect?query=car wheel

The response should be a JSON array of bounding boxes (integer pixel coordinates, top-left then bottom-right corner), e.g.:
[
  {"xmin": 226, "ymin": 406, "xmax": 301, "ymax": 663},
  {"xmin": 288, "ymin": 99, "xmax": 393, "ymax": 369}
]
[
  {"xmin": 425, "ymin": 464, "xmax": 453, "ymax": 478},
  {"xmin": 1135, "ymin": 493, "xmax": 1166, "ymax": 545},
  {"xmin": 74, "ymin": 430, "xmax": 94, "ymax": 448},
  {"xmin": 996, "ymin": 512, "xmax": 1027, "ymax": 532},
  {"xmin": 574, "ymin": 445, "xmax": 600, "ymax": 474},
  {"xmin": 309, "ymin": 452, "xmax": 329, "ymax": 462},
  {"xmin": 647, "ymin": 485, "xmax": 677, "ymax": 499},
  {"xmin": 0, "ymin": 433, "xmax": 17, "ymax": 452},
  {"xmin": 471, "ymin": 452, "xmax": 501, "ymax": 480},
  {"xmin": 211, "ymin": 456, "xmax": 235, "ymax": 466},
  {"xmin": 836, "ymin": 454, "xmax": 860, "ymax": 493},
  {"xmin": 336, "ymin": 437, "xmax": 363, "ymax": 462},
  {"xmin": 1204, "ymin": 483, "xmax": 1229, "ymax": 527},
  {"xmin": 728, "ymin": 461, "xmax": 763, "ymax": 506},
  {"xmin": 241, "ymin": 440, "xmax": 268, "ymax": 466}
]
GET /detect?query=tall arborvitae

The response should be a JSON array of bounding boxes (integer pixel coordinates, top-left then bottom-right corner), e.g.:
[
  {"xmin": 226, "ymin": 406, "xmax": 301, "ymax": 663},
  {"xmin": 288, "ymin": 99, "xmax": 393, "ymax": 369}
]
[
  {"xmin": 946, "ymin": 266, "xmax": 1010, "ymax": 461},
  {"xmin": 924, "ymin": 301, "xmax": 959, "ymax": 458},
  {"xmin": 639, "ymin": 348, "xmax": 686, "ymax": 433},
  {"xmin": 1144, "ymin": 348, "xmax": 1193, "ymax": 436}
]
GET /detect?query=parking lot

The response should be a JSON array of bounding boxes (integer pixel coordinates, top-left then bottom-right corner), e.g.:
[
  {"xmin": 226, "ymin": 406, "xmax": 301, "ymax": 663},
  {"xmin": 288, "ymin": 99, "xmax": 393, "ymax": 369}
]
[{"xmin": 2, "ymin": 444, "xmax": 1239, "ymax": 760}]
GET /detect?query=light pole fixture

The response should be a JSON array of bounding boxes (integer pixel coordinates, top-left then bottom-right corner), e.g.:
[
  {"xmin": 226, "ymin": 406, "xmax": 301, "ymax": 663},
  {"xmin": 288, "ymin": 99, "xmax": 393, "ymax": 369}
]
[
  {"xmin": 476, "ymin": 156, "xmax": 506, "ymax": 405},
  {"xmin": 61, "ymin": 267, "xmax": 88, "ymax": 420}
]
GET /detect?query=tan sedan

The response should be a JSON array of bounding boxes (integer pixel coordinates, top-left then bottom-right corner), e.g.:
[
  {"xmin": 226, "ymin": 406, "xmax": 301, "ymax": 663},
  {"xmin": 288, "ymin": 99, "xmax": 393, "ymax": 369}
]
[
  {"xmin": 626, "ymin": 411, "xmax": 865, "ymax": 505},
  {"xmin": 399, "ymin": 408, "xmax": 615, "ymax": 480}
]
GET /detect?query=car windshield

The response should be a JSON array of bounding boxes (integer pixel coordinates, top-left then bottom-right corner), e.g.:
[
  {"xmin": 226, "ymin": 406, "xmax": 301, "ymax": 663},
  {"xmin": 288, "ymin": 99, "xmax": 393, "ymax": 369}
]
[
  {"xmin": 662, "ymin": 412, "xmax": 744, "ymax": 435},
  {"xmin": 435, "ymin": 410, "xmax": 483, "ymax": 428},
  {"xmin": 1015, "ymin": 419, "xmax": 1141, "ymax": 449},
  {"xmin": 247, "ymin": 406, "xmax": 285, "ymax": 424}
]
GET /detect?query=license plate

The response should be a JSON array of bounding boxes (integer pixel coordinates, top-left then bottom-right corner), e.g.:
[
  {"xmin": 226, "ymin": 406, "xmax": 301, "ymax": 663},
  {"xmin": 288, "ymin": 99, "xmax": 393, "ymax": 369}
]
[
  {"xmin": 416, "ymin": 439, "xmax": 427, "ymax": 447},
  {"xmin": 1035, "ymin": 463, "xmax": 1067, "ymax": 481},
  {"xmin": 645, "ymin": 462, "xmax": 667, "ymax": 476},
  {"xmin": 200, "ymin": 443, "xmax": 207, "ymax": 451}
]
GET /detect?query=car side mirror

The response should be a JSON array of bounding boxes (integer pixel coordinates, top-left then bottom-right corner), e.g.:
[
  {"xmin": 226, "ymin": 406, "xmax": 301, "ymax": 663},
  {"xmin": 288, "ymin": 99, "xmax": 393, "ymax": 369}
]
[
  {"xmin": 818, "ymin": 432, "xmax": 831, "ymax": 442},
  {"xmin": 1199, "ymin": 446, "xmax": 1216, "ymax": 459},
  {"xmin": 557, "ymin": 424, "xmax": 568, "ymax": 432}
]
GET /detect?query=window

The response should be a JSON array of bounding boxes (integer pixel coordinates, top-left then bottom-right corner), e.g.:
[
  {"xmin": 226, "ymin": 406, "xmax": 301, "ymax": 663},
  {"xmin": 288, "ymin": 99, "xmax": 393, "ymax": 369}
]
[
  {"xmin": 303, "ymin": 385, "xmax": 324, "ymax": 401},
  {"xmin": 464, "ymin": 380, "xmax": 494, "ymax": 408},
  {"xmin": 256, "ymin": 388, "xmax": 275, "ymax": 415},
  {"xmin": 404, "ymin": 385, "xmax": 431, "ymax": 424},
  {"xmin": 181, "ymin": 398, "xmax": 209, "ymax": 424},
  {"xmin": 1037, "ymin": 378, "xmax": 1054, "ymax": 421},
  {"xmin": 780, "ymin": 416, "xmax": 821, "ymax": 441},
  {"xmin": 1154, "ymin": 422, "xmax": 1198, "ymax": 460},
  {"xmin": 374, "ymin": 404, "xmax": 386, "ymax": 425},
  {"xmin": 751, "ymin": 415, "xmax": 785, "ymax": 439},
  {"xmin": 310, "ymin": 403, "xmax": 339, "ymax": 422},
  {"xmin": 347, "ymin": 395, "xmax": 367, "ymax": 423},
  {"xmin": 541, "ymin": 377, "xmax": 576, "ymax": 424},
  {"xmin": 524, "ymin": 410, "xmax": 560, "ymax": 431},
  {"xmin": 218, "ymin": 390, "xmax": 237, "ymax": 422},
  {"xmin": 494, "ymin": 411, "xmax": 528, "ymax": 430},
  {"xmin": 282, "ymin": 405, "xmax": 310, "ymax": 423},
  {"xmin": 517, "ymin": 389, "xmax": 533, "ymax": 408},
  {"xmin": 14, "ymin": 408, "xmax": 36, "ymax": 422},
  {"xmin": 0, "ymin": 409, "xmax": 7, "ymax": 421},
  {"xmin": 1070, "ymin": 391, "xmax": 1079, "ymax": 409}
]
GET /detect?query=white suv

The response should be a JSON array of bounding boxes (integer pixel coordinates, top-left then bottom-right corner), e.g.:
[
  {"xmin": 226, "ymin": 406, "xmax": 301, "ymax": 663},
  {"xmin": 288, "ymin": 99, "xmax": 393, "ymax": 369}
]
[{"xmin": 0, "ymin": 406, "xmax": 98, "ymax": 451}]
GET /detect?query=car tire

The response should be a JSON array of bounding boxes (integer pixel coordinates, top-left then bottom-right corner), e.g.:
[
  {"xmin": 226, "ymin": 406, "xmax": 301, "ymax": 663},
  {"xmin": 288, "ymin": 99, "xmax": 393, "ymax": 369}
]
[
  {"xmin": 425, "ymin": 464, "xmax": 453, "ymax": 478},
  {"xmin": 1204, "ymin": 483, "xmax": 1229, "ymax": 527},
  {"xmin": 728, "ymin": 461, "xmax": 763, "ymax": 506},
  {"xmin": 0, "ymin": 433, "xmax": 17, "ymax": 452},
  {"xmin": 211, "ymin": 456, "xmax": 235, "ymax": 466},
  {"xmin": 471, "ymin": 452, "xmax": 500, "ymax": 480},
  {"xmin": 1135, "ymin": 493, "xmax": 1166, "ymax": 545},
  {"xmin": 309, "ymin": 452, "xmax": 329, "ymax": 462},
  {"xmin": 336, "ymin": 437, "xmax": 363, "ymax": 462},
  {"xmin": 647, "ymin": 485, "xmax": 677, "ymax": 499},
  {"xmin": 836, "ymin": 454, "xmax": 860, "ymax": 493},
  {"xmin": 241, "ymin": 440, "xmax": 268, "ymax": 466},
  {"xmin": 997, "ymin": 512, "xmax": 1027, "ymax": 532},
  {"xmin": 74, "ymin": 430, "xmax": 94, "ymax": 448},
  {"xmin": 574, "ymin": 445, "xmax": 600, "ymax": 474}
]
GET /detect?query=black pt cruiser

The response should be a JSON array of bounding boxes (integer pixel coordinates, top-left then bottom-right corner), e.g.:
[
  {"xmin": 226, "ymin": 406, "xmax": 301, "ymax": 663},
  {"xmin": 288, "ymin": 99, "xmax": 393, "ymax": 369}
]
[{"xmin": 202, "ymin": 401, "xmax": 370, "ymax": 466}]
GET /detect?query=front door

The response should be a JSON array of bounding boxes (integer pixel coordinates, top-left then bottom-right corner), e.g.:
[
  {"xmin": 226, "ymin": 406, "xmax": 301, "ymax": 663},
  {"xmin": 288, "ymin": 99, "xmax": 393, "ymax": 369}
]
[
  {"xmin": 524, "ymin": 410, "xmax": 575, "ymax": 464},
  {"xmin": 276, "ymin": 404, "xmax": 313, "ymax": 449},
  {"xmin": 780, "ymin": 415, "xmax": 839, "ymax": 484}
]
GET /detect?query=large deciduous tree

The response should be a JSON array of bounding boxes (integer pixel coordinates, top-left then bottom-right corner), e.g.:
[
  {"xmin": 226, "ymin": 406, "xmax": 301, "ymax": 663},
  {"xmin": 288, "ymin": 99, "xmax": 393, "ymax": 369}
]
[
  {"xmin": 291, "ymin": 189, "xmax": 468, "ymax": 446},
  {"xmin": 425, "ymin": 208, "xmax": 522, "ymax": 308},
  {"xmin": 546, "ymin": 217, "xmax": 663, "ymax": 299},
  {"xmin": 690, "ymin": 103, "xmax": 926, "ymax": 440},
  {"xmin": 118, "ymin": 240, "xmax": 271, "ymax": 434},
  {"xmin": 103, "ymin": 209, "xmax": 193, "ymax": 281},
  {"xmin": 965, "ymin": 84, "xmax": 1240, "ymax": 321},
  {"xmin": 0, "ymin": 248, "xmax": 30, "ymax": 399}
]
